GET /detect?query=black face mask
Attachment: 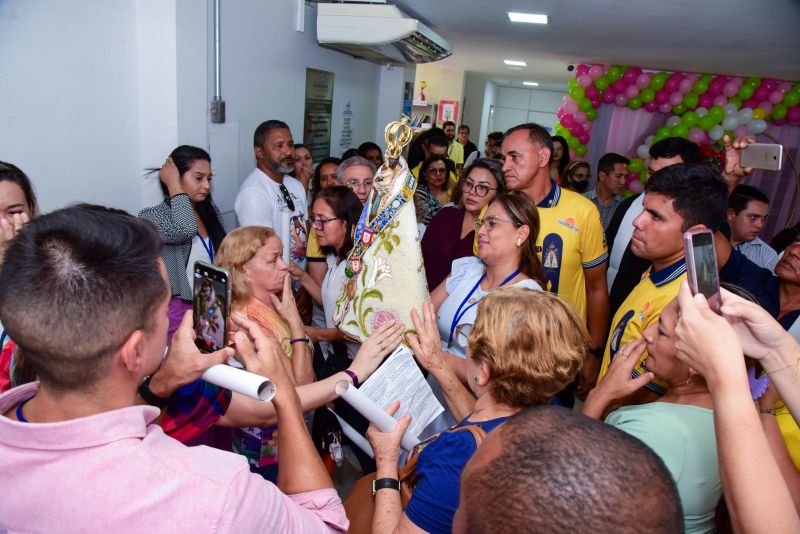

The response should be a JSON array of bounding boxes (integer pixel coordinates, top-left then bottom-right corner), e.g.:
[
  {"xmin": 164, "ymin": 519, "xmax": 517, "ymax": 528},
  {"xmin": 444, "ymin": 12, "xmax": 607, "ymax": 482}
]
[{"xmin": 568, "ymin": 179, "xmax": 590, "ymax": 193}]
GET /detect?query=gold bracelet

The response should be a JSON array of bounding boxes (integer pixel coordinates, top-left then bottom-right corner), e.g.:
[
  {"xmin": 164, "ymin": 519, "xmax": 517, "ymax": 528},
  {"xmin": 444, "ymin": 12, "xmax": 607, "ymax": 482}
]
[{"xmin": 765, "ymin": 357, "xmax": 800, "ymax": 384}]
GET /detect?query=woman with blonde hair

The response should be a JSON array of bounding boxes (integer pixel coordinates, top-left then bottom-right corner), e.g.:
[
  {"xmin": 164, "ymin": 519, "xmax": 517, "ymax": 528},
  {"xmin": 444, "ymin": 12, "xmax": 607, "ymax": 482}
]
[{"xmin": 366, "ymin": 287, "xmax": 590, "ymax": 534}]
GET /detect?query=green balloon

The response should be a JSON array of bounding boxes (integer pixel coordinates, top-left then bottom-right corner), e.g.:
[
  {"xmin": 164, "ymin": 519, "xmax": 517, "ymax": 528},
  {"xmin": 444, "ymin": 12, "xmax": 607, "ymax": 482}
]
[
  {"xmin": 628, "ymin": 158, "xmax": 645, "ymax": 173},
  {"xmin": 693, "ymin": 80, "xmax": 709, "ymax": 94},
  {"xmin": 700, "ymin": 74, "xmax": 713, "ymax": 84},
  {"xmin": 672, "ymin": 104, "xmax": 687, "ymax": 115},
  {"xmin": 709, "ymin": 105, "xmax": 725, "ymax": 122},
  {"xmin": 783, "ymin": 90, "xmax": 800, "ymax": 108},
  {"xmin": 586, "ymin": 108, "xmax": 597, "ymax": 121},
  {"xmin": 567, "ymin": 135, "xmax": 580, "ymax": 149},
  {"xmin": 656, "ymin": 126, "xmax": 671, "ymax": 138},
  {"xmin": 640, "ymin": 171, "xmax": 648, "ymax": 183},
  {"xmin": 672, "ymin": 124, "xmax": 689, "ymax": 138},
  {"xmin": 568, "ymin": 79, "xmax": 578, "ymax": 91},
  {"xmin": 607, "ymin": 66, "xmax": 623, "ymax": 82},
  {"xmin": 773, "ymin": 103, "xmax": 788, "ymax": 120},
  {"xmin": 683, "ymin": 92, "xmax": 699, "ymax": 108},
  {"xmin": 579, "ymin": 98, "xmax": 593, "ymax": 112},
  {"xmin": 745, "ymin": 77, "xmax": 761, "ymax": 88},
  {"xmin": 681, "ymin": 111, "xmax": 698, "ymax": 127},
  {"xmin": 737, "ymin": 84, "xmax": 754, "ymax": 99},
  {"xmin": 594, "ymin": 76, "xmax": 609, "ymax": 91},
  {"xmin": 698, "ymin": 115, "xmax": 715, "ymax": 131},
  {"xmin": 575, "ymin": 144, "xmax": 587, "ymax": 157},
  {"xmin": 569, "ymin": 85, "xmax": 585, "ymax": 100},
  {"xmin": 640, "ymin": 88, "xmax": 655, "ymax": 103},
  {"xmin": 628, "ymin": 97, "xmax": 642, "ymax": 110},
  {"xmin": 728, "ymin": 96, "xmax": 742, "ymax": 108},
  {"xmin": 653, "ymin": 133, "xmax": 666, "ymax": 144},
  {"xmin": 650, "ymin": 72, "xmax": 668, "ymax": 91}
]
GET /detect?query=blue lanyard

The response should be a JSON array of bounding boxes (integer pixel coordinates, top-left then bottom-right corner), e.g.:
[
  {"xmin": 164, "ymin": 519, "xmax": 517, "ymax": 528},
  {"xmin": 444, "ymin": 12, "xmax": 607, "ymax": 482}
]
[
  {"xmin": 16, "ymin": 397, "xmax": 31, "ymax": 423},
  {"xmin": 447, "ymin": 268, "xmax": 521, "ymax": 348},
  {"xmin": 197, "ymin": 233, "xmax": 214, "ymax": 263}
]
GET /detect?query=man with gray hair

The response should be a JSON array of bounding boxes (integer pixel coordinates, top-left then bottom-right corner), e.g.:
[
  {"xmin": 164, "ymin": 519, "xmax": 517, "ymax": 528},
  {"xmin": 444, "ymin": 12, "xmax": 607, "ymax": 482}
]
[{"xmin": 337, "ymin": 155, "xmax": 376, "ymax": 206}]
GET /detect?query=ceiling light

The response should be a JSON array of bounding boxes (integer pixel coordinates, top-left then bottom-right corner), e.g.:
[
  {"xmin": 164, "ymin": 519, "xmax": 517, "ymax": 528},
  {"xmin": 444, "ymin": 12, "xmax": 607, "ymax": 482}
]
[
  {"xmin": 523, "ymin": 81, "xmax": 539, "ymax": 86},
  {"xmin": 504, "ymin": 59, "xmax": 527, "ymax": 67},
  {"xmin": 508, "ymin": 12, "xmax": 548, "ymax": 24}
]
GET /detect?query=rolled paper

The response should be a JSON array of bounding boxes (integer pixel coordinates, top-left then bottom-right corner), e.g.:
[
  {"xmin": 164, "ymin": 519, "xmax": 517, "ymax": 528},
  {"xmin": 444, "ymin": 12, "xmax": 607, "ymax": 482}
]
[
  {"xmin": 202, "ymin": 364, "xmax": 276, "ymax": 402},
  {"xmin": 334, "ymin": 379, "xmax": 418, "ymax": 451},
  {"xmin": 280, "ymin": 209, "xmax": 291, "ymax": 264},
  {"xmin": 330, "ymin": 408, "xmax": 374, "ymax": 458}
]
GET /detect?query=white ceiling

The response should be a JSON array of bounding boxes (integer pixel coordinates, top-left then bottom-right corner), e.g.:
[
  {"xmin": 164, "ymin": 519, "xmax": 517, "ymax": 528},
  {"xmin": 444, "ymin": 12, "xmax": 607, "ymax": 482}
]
[{"xmin": 391, "ymin": 0, "xmax": 800, "ymax": 88}]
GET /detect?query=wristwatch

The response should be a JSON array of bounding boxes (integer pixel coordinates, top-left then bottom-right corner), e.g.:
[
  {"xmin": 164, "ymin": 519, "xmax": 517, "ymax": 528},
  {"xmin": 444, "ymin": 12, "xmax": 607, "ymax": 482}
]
[
  {"xmin": 372, "ymin": 478, "xmax": 400, "ymax": 497},
  {"xmin": 138, "ymin": 374, "xmax": 171, "ymax": 409}
]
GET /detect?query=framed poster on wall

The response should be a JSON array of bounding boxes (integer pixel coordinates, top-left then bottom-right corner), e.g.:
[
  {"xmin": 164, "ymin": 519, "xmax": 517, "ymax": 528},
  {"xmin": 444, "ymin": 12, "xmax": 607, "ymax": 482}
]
[
  {"xmin": 437, "ymin": 100, "xmax": 459, "ymax": 125},
  {"xmin": 304, "ymin": 68, "xmax": 334, "ymax": 161}
]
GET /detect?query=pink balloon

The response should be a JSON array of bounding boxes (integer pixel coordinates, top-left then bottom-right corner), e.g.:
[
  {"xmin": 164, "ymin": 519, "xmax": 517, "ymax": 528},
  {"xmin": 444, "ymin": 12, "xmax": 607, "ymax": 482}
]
[
  {"xmin": 565, "ymin": 100, "xmax": 579, "ymax": 114},
  {"xmin": 644, "ymin": 101, "xmax": 659, "ymax": 112},
  {"xmin": 713, "ymin": 95, "xmax": 728, "ymax": 107},
  {"xmin": 628, "ymin": 180, "xmax": 644, "ymax": 193},
  {"xmin": 582, "ymin": 121, "xmax": 593, "ymax": 132},
  {"xmin": 626, "ymin": 85, "xmax": 640, "ymax": 99},
  {"xmin": 562, "ymin": 95, "xmax": 570, "ymax": 105},
  {"xmin": 707, "ymin": 80, "xmax": 723, "ymax": 96},
  {"xmin": 655, "ymin": 89, "xmax": 670, "ymax": 104},
  {"xmin": 754, "ymin": 86, "xmax": 771, "ymax": 102},
  {"xmin": 734, "ymin": 125, "xmax": 749, "ymax": 137},
  {"xmin": 669, "ymin": 92, "xmax": 684, "ymax": 106},
  {"xmin": 659, "ymin": 103, "xmax": 673, "ymax": 114},
  {"xmin": 591, "ymin": 99, "xmax": 601, "ymax": 108},
  {"xmin": 684, "ymin": 73, "xmax": 699, "ymax": 84},
  {"xmin": 759, "ymin": 101, "xmax": 773, "ymax": 114},
  {"xmin": 770, "ymin": 90, "xmax": 785, "ymax": 104},
  {"xmin": 602, "ymin": 91, "xmax": 616, "ymax": 104},
  {"xmin": 788, "ymin": 106, "xmax": 800, "ymax": 124},
  {"xmin": 778, "ymin": 82, "xmax": 793, "ymax": 93},
  {"xmin": 578, "ymin": 74, "xmax": 593, "ymax": 88},
  {"xmin": 742, "ymin": 98, "xmax": 757, "ymax": 109},
  {"xmin": 576, "ymin": 64, "xmax": 590, "ymax": 76},
  {"xmin": 622, "ymin": 69, "xmax": 638, "ymax": 85},
  {"xmin": 570, "ymin": 124, "xmax": 583, "ymax": 136},
  {"xmin": 688, "ymin": 127, "xmax": 705, "ymax": 144},
  {"xmin": 773, "ymin": 118, "xmax": 788, "ymax": 126},
  {"xmin": 611, "ymin": 80, "xmax": 627, "ymax": 93},
  {"xmin": 636, "ymin": 73, "xmax": 651, "ymax": 89},
  {"xmin": 665, "ymin": 75, "xmax": 681, "ymax": 93},
  {"xmin": 679, "ymin": 78, "xmax": 694, "ymax": 94},
  {"xmin": 615, "ymin": 94, "xmax": 629, "ymax": 107},
  {"xmin": 574, "ymin": 111, "xmax": 587, "ymax": 123},
  {"xmin": 625, "ymin": 173, "xmax": 639, "ymax": 186},
  {"xmin": 556, "ymin": 108, "xmax": 566, "ymax": 119},
  {"xmin": 561, "ymin": 114, "xmax": 575, "ymax": 128},
  {"xmin": 763, "ymin": 79, "xmax": 777, "ymax": 90},
  {"xmin": 698, "ymin": 94, "xmax": 714, "ymax": 108},
  {"xmin": 723, "ymin": 82, "xmax": 738, "ymax": 98},
  {"xmin": 589, "ymin": 64, "xmax": 604, "ymax": 80},
  {"xmin": 729, "ymin": 76, "xmax": 743, "ymax": 87},
  {"xmin": 585, "ymin": 85, "xmax": 600, "ymax": 100},
  {"xmin": 578, "ymin": 133, "xmax": 590, "ymax": 144}
]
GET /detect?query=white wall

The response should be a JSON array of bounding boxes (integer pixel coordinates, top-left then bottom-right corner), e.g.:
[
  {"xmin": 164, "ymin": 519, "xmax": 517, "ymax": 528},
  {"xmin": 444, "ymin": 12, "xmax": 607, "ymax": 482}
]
[
  {"xmin": 492, "ymin": 86, "xmax": 567, "ymax": 134},
  {"xmin": 0, "ymin": 0, "xmax": 403, "ymax": 218},
  {"xmin": 461, "ymin": 71, "xmax": 489, "ymax": 145}
]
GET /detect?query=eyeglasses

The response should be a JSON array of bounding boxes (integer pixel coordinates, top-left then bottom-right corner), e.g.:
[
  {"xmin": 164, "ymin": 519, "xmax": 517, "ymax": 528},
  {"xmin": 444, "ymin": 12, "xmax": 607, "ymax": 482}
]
[
  {"xmin": 461, "ymin": 178, "xmax": 497, "ymax": 198},
  {"xmin": 474, "ymin": 216, "xmax": 516, "ymax": 231},
  {"xmin": 427, "ymin": 167, "xmax": 447, "ymax": 175},
  {"xmin": 309, "ymin": 216, "xmax": 341, "ymax": 230},
  {"xmin": 346, "ymin": 179, "xmax": 373, "ymax": 189},
  {"xmin": 278, "ymin": 183, "xmax": 295, "ymax": 212}
]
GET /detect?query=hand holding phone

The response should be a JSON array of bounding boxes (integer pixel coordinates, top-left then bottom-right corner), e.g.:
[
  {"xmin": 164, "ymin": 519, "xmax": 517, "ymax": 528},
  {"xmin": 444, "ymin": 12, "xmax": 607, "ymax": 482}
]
[
  {"xmin": 193, "ymin": 261, "xmax": 231, "ymax": 353},
  {"xmin": 683, "ymin": 230, "xmax": 721, "ymax": 313}
]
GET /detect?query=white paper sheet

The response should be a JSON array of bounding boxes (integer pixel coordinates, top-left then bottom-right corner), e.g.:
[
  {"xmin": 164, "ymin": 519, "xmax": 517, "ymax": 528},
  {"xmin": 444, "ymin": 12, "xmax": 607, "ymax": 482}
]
[{"xmin": 202, "ymin": 364, "xmax": 276, "ymax": 402}]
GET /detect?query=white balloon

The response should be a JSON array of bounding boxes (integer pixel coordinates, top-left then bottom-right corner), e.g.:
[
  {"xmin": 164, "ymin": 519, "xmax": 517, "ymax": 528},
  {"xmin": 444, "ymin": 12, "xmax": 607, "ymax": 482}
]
[
  {"xmin": 709, "ymin": 125, "xmax": 725, "ymax": 141},
  {"xmin": 695, "ymin": 107, "xmax": 709, "ymax": 117},
  {"xmin": 645, "ymin": 135, "xmax": 655, "ymax": 145},
  {"xmin": 722, "ymin": 116, "xmax": 739, "ymax": 131},
  {"xmin": 737, "ymin": 108, "xmax": 754, "ymax": 123},
  {"xmin": 666, "ymin": 115, "xmax": 682, "ymax": 128},
  {"xmin": 637, "ymin": 144, "xmax": 650, "ymax": 159},
  {"xmin": 724, "ymin": 103, "xmax": 738, "ymax": 117},
  {"xmin": 747, "ymin": 119, "xmax": 767, "ymax": 135}
]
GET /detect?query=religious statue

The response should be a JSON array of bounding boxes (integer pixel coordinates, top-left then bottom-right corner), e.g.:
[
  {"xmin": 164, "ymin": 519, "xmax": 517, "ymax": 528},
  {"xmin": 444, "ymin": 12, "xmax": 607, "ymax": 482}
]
[{"xmin": 334, "ymin": 116, "xmax": 430, "ymax": 341}]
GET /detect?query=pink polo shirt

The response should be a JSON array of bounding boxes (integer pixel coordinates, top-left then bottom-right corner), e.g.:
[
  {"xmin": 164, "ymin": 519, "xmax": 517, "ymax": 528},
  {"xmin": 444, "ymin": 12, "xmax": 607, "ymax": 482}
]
[{"xmin": 0, "ymin": 383, "xmax": 348, "ymax": 533}]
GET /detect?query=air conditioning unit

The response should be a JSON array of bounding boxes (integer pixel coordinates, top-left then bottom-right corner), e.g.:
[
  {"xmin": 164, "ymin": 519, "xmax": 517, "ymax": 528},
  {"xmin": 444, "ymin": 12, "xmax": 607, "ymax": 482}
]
[{"xmin": 316, "ymin": 2, "xmax": 452, "ymax": 66}]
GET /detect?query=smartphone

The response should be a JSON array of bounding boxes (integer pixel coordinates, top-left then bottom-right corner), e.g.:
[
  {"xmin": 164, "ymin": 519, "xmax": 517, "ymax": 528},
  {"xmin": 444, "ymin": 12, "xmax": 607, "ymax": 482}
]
[
  {"xmin": 192, "ymin": 261, "xmax": 231, "ymax": 353},
  {"xmin": 683, "ymin": 230, "xmax": 721, "ymax": 313},
  {"xmin": 741, "ymin": 143, "xmax": 783, "ymax": 172}
]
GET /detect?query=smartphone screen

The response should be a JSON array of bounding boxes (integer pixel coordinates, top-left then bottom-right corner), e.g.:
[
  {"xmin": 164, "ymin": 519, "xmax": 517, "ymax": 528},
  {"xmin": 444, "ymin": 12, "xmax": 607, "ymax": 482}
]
[
  {"xmin": 683, "ymin": 230, "xmax": 721, "ymax": 313},
  {"xmin": 192, "ymin": 261, "xmax": 231, "ymax": 352}
]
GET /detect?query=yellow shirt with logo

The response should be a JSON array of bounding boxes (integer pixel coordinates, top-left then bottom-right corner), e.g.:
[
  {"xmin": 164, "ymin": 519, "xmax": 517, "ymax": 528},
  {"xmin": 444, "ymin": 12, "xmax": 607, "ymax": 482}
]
[
  {"xmin": 535, "ymin": 184, "xmax": 608, "ymax": 320},
  {"xmin": 598, "ymin": 260, "xmax": 687, "ymax": 395}
]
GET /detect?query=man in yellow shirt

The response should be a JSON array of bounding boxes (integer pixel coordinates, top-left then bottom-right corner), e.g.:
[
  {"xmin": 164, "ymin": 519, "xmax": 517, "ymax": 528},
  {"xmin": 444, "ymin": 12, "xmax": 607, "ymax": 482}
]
[
  {"xmin": 443, "ymin": 120, "xmax": 464, "ymax": 168},
  {"xmin": 598, "ymin": 163, "xmax": 728, "ymax": 400}
]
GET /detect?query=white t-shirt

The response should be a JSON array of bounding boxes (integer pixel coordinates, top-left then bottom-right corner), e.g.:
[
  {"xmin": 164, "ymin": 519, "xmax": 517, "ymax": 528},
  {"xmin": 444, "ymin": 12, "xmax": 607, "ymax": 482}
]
[
  {"xmin": 185, "ymin": 234, "xmax": 214, "ymax": 288},
  {"xmin": 234, "ymin": 168, "xmax": 308, "ymax": 270},
  {"xmin": 320, "ymin": 254, "xmax": 359, "ymax": 360}
]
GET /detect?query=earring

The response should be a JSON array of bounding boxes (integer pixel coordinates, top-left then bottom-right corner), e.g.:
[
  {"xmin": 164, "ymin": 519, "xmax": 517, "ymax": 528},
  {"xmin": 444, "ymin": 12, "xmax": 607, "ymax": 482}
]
[
  {"xmin": 685, "ymin": 371, "xmax": 695, "ymax": 386},
  {"xmin": 516, "ymin": 237, "xmax": 522, "ymax": 247},
  {"xmin": 474, "ymin": 376, "xmax": 480, "ymax": 383}
]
